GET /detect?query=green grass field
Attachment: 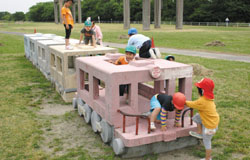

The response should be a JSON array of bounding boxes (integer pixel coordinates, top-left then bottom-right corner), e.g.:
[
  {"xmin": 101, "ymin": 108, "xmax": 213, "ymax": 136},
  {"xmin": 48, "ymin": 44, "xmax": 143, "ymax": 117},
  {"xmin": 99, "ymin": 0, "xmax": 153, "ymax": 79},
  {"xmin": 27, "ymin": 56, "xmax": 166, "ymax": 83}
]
[
  {"xmin": 0, "ymin": 23, "xmax": 250, "ymax": 160},
  {"xmin": 1, "ymin": 21, "xmax": 250, "ymax": 55}
]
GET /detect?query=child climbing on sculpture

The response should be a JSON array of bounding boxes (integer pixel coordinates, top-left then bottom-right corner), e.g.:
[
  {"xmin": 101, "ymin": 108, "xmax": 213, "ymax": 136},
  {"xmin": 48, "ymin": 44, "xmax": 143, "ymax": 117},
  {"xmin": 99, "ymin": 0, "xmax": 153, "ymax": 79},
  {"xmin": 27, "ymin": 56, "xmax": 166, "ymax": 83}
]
[
  {"xmin": 186, "ymin": 78, "xmax": 220, "ymax": 160},
  {"xmin": 127, "ymin": 28, "xmax": 161, "ymax": 59},
  {"xmin": 150, "ymin": 92, "xmax": 186, "ymax": 131},
  {"xmin": 79, "ymin": 20, "xmax": 96, "ymax": 47},
  {"xmin": 165, "ymin": 55, "xmax": 175, "ymax": 61},
  {"xmin": 91, "ymin": 20, "xmax": 103, "ymax": 45},
  {"xmin": 112, "ymin": 45, "xmax": 136, "ymax": 101},
  {"xmin": 114, "ymin": 45, "xmax": 136, "ymax": 65}
]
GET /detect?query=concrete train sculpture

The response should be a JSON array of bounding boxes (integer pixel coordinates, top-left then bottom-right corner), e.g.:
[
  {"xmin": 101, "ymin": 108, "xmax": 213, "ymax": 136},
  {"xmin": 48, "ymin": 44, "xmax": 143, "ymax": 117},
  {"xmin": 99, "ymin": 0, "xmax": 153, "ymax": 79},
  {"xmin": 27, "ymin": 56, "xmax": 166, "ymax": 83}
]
[{"xmin": 24, "ymin": 33, "xmax": 197, "ymax": 158}]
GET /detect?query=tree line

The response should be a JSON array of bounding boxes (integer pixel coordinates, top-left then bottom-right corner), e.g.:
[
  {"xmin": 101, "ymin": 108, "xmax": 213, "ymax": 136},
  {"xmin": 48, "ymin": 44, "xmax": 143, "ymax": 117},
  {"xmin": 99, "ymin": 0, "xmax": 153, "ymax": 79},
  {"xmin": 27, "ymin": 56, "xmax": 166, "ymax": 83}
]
[{"xmin": 1, "ymin": 0, "xmax": 250, "ymax": 22}]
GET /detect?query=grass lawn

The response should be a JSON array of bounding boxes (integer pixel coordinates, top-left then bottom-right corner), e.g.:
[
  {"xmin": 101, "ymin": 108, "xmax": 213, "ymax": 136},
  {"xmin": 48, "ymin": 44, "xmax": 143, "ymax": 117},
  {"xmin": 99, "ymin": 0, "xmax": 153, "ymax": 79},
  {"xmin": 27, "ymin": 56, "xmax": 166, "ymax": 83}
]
[
  {"xmin": 1, "ymin": 21, "xmax": 250, "ymax": 55},
  {"xmin": 0, "ymin": 28, "xmax": 250, "ymax": 159}
]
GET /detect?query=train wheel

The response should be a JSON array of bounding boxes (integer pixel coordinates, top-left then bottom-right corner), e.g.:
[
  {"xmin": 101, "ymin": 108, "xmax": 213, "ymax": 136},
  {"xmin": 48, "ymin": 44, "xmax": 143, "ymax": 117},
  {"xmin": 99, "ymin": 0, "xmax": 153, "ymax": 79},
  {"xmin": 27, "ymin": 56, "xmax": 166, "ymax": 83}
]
[
  {"xmin": 83, "ymin": 104, "xmax": 92, "ymax": 124},
  {"xmin": 77, "ymin": 103, "xmax": 84, "ymax": 117},
  {"xmin": 112, "ymin": 138, "xmax": 125, "ymax": 155},
  {"xmin": 77, "ymin": 98, "xmax": 85, "ymax": 106},
  {"xmin": 100, "ymin": 120, "xmax": 112, "ymax": 143},
  {"xmin": 72, "ymin": 98, "xmax": 77, "ymax": 110},
  {"xmin": 91, "ymin": 111, "xmax": 101, "ymax": 133}
]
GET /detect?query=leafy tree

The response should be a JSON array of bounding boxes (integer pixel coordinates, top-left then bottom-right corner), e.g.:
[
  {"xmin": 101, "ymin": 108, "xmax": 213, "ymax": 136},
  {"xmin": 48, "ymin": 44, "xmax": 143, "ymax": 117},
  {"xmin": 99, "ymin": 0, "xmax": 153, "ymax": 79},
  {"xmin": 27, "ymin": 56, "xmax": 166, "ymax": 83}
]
[
  {"xmin": 27, "ymin": 2, "xmax": 54, "ymax": 22},
  {"xmin": 0, "ymin": 12, "xmax": 11, "ymax": 20},
  {"xmin": 24, "ymin": 0, "xmax": 250, "ymax": 22},
  {"xmin": 11, "ymin": 12, "xmax": 25, "ymax": 21}
]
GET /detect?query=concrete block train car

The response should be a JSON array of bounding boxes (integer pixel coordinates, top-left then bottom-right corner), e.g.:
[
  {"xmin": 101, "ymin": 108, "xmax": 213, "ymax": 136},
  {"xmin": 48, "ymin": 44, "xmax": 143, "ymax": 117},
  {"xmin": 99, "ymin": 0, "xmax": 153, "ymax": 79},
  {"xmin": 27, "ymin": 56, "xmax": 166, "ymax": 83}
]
[
  {"xmin": 24, "ymin": 33, "xmax": 117, "ymax": 101},
  {"xmin": 24, "ymin": 33, "xmax": 197, "ymax": 158},
  {"xmin": 73, "ymin": 53, "xmax": 198, "ymax": 158}
]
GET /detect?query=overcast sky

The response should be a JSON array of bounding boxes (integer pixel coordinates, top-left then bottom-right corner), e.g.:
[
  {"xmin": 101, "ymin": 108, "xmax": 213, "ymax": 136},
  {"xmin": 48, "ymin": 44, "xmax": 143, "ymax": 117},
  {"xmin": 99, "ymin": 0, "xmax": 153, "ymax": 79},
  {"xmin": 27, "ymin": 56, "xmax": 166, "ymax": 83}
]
[{"xmin": 0, "ymin": 0, "xmax": 53, "ymax": 14}]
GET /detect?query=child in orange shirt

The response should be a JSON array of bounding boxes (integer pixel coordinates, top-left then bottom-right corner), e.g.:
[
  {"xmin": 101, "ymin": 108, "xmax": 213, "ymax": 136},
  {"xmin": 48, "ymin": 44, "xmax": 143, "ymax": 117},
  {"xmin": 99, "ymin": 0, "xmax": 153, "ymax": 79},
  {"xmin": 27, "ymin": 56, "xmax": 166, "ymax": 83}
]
[
  {"xmin": 61, "ymin": 0, "xmax": 74, "ymax": 50},
  {"xmin": 114, "ymin": 45, "xmax": 136, "ymax": 99},
  {"xmin": 186, "ymin": 78, "xmax": 220, "ymax": 160}
]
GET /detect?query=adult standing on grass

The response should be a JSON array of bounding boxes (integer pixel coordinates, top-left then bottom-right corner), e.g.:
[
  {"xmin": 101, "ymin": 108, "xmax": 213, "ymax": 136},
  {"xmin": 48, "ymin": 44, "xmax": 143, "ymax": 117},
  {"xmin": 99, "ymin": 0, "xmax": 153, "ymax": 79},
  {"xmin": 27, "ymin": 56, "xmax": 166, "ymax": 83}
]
[{"xmin": 61, "ymin": 0, "xmax": 74, "ymax": 50}]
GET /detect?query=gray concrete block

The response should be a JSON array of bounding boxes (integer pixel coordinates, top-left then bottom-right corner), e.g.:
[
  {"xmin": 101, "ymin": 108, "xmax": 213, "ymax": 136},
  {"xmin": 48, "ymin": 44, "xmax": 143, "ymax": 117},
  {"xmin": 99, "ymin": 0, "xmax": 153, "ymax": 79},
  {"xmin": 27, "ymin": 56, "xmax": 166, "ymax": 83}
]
[{"xmin": 120, "ymin": 136, "xmax": 198, "ymax": 158}]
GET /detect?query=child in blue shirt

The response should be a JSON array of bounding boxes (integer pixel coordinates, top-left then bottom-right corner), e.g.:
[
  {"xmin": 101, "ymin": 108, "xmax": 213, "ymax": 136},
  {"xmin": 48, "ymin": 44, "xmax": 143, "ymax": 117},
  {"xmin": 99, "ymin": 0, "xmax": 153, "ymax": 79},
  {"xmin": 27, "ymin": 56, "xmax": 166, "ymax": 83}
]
[
  {"xmin": 150, "ymin": 92, "xmax": 186, "ymax": 131},
  {"xmin": 128, "ymin": 28, "xmax": 161, "ymax": 59}
]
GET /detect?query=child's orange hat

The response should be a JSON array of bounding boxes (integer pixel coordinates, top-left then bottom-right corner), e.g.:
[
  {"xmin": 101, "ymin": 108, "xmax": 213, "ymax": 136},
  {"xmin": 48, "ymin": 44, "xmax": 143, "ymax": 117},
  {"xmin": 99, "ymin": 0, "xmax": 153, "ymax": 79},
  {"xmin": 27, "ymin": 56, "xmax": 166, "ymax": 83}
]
[
  {"xmin": 172, "ymin": 92, "xmax": 186, "ymax": 110},
  {"xmin": 195, "ymin": 78, "xmax": 214, "ymax": 99}
]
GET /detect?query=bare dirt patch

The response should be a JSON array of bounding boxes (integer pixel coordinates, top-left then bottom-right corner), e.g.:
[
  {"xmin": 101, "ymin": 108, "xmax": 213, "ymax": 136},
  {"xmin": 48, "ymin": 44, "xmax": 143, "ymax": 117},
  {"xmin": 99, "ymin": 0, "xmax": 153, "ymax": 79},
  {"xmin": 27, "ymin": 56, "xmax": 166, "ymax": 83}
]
[
  {"xmin": 119, "ymin": 34, "xmax": 128, "ymax": 39},
  {"xmin": 38, "ymin": 104, "xmax": 74, "ymax": 116},
  {"xmin": 38, "ymin": 102, "xmax": 107, "ymax": 158},
  {"xmin": 205, "ymin": 40, "xmax": 225, "ymax": 47},
  {"xmin": 40, "ymin": 114, "xmax": 106, "ymax": 158},
  {"xmin": 0, "ymin": 43, "xmax": 3, "ymax": 46},
  {"xmin": 190, "ymin": 63, "xmax": 213, "ymax": 76},
  {"xmin": 231, "ymin": 153, "xmax": 246, "ymax": 159},
  {"xmin": 158, "ymin": 147, "xmax": 200, "ymax": 160}
]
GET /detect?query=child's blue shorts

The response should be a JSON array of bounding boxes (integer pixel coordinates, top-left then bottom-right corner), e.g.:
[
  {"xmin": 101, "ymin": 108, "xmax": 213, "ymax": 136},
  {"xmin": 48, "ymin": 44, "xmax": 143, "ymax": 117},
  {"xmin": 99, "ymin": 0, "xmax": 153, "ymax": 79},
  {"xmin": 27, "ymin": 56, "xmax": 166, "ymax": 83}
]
[{"xmin": 150, "ymin": 95, "xmax": 161, "ymax": 120}]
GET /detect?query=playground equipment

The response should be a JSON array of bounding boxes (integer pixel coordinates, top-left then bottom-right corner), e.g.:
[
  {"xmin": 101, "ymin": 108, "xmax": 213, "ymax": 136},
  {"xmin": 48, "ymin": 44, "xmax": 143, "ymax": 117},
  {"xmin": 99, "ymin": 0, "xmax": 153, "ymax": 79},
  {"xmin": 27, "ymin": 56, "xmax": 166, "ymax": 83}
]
[
  {"xmin": 24, "ymin": 33, "xmax": 43, "ymax": 60},
  {"xmin": 73, "ymin": 53, "xmax": 197, "ymax": 158},
  {"xmin": 37, "ymin": 38, "xmax": 78, "ymax": 80},
  {"xmin": 23, "ymin": 33, "xmax": 197, "ymax": 157},
  {"xmin": 49, "ymin": 45, "xmax": 118, "ymax": 102},
  {"xmin": 29, "ymin": 34, "xmax": 57, "ymax": 67}
]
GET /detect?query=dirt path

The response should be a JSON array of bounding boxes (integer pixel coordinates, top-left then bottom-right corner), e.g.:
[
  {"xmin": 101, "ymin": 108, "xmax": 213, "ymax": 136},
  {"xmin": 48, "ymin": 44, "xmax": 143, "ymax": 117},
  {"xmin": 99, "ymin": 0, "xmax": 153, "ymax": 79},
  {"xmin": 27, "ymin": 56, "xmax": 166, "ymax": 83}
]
[
  {"xmin": 103, "ymin": 42, "xmax": 250, "ymax": 63},
  {"xmin": 36, "ymin": 101, "xmax": 202, "ymax": 159}
]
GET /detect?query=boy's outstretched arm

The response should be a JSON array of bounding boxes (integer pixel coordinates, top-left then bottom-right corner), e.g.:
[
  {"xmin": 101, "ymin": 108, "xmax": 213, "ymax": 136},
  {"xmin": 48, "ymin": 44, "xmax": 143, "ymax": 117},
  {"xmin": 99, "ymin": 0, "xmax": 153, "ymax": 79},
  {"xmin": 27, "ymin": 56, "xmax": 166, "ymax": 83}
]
[
  {"xmin": 92, "ymin": 35, "xmax": 96, "ymax": 47},
  {"xmin": 186, "ymin": 99, "xmax": 203, "ymax": 110},
  {"xmin": 79, "ymin": 33, "xmax": 83, "ymax": 44}
]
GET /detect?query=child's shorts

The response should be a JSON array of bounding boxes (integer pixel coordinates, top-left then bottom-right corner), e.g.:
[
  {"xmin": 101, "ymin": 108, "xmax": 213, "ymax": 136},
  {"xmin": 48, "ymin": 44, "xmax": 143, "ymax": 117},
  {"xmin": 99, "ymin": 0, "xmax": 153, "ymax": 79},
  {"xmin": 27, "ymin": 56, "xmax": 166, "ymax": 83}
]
[
  {"xmin": 84, "ymin": 37, "xmax": 93, "ymax": 45},
  {"xmin": 192, "ymin": 113, "xmax": 218, "ymax": 150},
  {"xmin": 150, "ymin": 95, "xmax": 161, "ymax": 120}
]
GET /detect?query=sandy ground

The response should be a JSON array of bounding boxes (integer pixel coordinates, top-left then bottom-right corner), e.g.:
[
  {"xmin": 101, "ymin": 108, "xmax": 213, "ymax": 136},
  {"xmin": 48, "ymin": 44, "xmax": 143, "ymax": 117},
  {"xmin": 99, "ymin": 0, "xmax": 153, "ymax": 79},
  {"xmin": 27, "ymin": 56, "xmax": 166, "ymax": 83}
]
[{"xmin": 37, "ymin": 102, "xmax": 202, "ymax": 159}]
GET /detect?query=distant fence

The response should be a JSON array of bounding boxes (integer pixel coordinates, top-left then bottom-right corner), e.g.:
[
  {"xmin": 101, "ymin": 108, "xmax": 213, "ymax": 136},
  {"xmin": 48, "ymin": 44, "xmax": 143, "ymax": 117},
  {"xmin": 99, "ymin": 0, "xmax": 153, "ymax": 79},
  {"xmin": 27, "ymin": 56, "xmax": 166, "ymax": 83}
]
[
  {"xmin": 183, "ymin": 22, "xmax": 250, "ymax": 27},
  {"xmin": 98, "ymin": 20, "xmax": 250, "ymax": 27}
]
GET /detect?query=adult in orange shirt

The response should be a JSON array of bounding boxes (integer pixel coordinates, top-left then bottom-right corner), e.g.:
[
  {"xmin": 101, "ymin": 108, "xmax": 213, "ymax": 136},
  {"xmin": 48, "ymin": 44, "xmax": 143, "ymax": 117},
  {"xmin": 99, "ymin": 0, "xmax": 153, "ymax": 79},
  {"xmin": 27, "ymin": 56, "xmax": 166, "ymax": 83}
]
[{"xmin": 61, "ymin": 0, "xmax": 74, "ymax": 50}]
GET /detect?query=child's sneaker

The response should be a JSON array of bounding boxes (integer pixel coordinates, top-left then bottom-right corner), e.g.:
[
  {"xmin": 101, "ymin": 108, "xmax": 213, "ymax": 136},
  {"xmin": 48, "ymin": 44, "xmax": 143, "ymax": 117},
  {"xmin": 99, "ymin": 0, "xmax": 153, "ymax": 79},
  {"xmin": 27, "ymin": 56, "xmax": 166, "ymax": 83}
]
[
  {"xmin": 149, "ymin": 49, "xmax": 157, "ymax": 59},
  {"xmin": 65, "ymin": 45, "xmax": 74, "ymax": 50},
  {"xmin": 150, "ymin": 122, "xmax": 156, "ymax": 130},
  {"xmin": 154, "ymin": 48, "xmax": 161, "ymax": 58},
  {"xmin": 189, "ymin": 131, "xmax": 203, "ymax": 139},
  {"xmin": 174, "ymin": 122, "xmax": 181, "ymax": 127},
  {"xmin": 141, "ymin": 111, "xmax": 151, "ymax": 117}
]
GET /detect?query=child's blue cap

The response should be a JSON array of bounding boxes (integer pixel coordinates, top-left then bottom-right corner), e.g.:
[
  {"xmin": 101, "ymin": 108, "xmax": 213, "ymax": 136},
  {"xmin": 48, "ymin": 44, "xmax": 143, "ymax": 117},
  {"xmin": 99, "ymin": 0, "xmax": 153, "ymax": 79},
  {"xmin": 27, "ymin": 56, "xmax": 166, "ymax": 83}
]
[
  {"xmin": 85, "ymin": 20, "xmax": 92, "ymax": 27},
  {"xmin": 128, "ymin": 28, "xmax": 138, "ymax": 35},
  {"xmin": 125, "ymin": 45, "xmax": 136, "ymax": 54}
]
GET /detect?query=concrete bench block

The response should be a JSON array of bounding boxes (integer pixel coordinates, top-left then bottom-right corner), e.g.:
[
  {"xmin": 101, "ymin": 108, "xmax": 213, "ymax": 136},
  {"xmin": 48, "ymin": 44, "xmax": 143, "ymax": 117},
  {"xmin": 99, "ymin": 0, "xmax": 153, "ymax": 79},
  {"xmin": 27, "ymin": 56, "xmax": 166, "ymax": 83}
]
[{"xmin": 49, "ymin": 44, "xmax": 118, "ymax": 102}]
